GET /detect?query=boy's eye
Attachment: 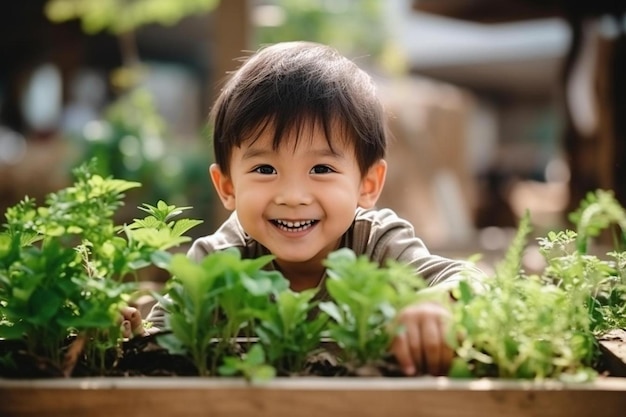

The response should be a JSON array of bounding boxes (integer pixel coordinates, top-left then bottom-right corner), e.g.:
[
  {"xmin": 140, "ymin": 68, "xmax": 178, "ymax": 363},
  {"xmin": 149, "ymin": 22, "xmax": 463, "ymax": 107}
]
[
  {"xmin": 310, "ymin": 165, "xmax": 335, "ymax": 174},
  {"xmin": 253, "ymin": 165, "xmax": 276, "ymax": 175}
]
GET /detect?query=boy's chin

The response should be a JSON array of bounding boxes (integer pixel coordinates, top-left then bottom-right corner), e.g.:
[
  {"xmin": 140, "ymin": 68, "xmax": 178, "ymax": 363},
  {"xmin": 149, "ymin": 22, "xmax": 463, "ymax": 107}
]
[
  {"xmin": 268, "ymin": 246, "xmax": 328, "ymax": 264},
  {"xmin": 272, "ymin": 252, "xmax": 317, "ymax": 264}
]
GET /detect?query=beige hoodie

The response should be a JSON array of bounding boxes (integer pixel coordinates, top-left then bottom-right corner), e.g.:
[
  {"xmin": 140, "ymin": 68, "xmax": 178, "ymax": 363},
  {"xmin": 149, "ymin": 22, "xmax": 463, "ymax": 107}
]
[{"xmin": 146, "ymin": 207, "xmax": 482, "ymax": 329}]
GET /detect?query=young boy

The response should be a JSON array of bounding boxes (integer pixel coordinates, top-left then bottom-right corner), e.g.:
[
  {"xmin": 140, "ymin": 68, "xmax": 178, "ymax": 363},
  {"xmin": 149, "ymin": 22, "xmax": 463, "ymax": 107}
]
[{"xmin": 130, "ymin": 41, "xmax": 481, "ymax": 377}]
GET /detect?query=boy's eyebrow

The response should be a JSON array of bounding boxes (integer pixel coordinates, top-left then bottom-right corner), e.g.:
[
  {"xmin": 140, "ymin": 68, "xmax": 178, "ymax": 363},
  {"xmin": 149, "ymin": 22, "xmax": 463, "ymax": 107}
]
[
  {"xmin": 242, "ymin": 146, "xmax": 345, "ymax": 159},
  {"xmin": 241, "ymin": 148, "xmax": 271, "ymax": 159}
]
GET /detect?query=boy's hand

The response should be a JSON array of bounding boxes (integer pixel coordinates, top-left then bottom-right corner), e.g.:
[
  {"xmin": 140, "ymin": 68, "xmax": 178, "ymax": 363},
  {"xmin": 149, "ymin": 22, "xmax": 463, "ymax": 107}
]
[
  {"xmin": 390, "ymin": 302, "xmax": 454, "ymax": 376},
  {"xmin": 120, "ymin": 306, "xmax": 149, "ymax": 338}
]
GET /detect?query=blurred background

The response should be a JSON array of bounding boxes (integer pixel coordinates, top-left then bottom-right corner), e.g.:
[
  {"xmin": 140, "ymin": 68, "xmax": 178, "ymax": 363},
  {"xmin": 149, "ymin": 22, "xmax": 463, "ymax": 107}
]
[{"xmin": 1, "ymin": 0, "xmax": 625, "ymax": 275}]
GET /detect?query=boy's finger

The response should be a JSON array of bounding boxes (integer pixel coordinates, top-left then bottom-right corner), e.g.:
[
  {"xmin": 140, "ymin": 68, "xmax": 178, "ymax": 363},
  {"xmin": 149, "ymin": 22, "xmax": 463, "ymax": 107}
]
[
  {"xmin": 131, "ymin": 319, "xmax": 146, "ymax": 336},
  {"xmin": 438, "ymin": 320, "xmax": 455, "ymax": 375},
  {"xmin": 406, "ymin": 323, "xmax": 423, "ymax": 375},
  {"xmin": 121, "ymin": 306, "xmax": 145, "ymax": 336},
  {"xmin": 121, "ymin": 320, "xmax": 132, "ymax": 338},
  {"xmin": 390, "ymin": 333, "xmax": 415, "ymax": 376},
  {"xmin": 424, "ymin": 317, "xmax": 455, "ymax": 376},
  {"xmin": 120, "ymin": 306, "xmax": 138, "ymax": 320},
  {"xmin": 422, "ymin": 318, "xmax": 442, "ymax": 375}
]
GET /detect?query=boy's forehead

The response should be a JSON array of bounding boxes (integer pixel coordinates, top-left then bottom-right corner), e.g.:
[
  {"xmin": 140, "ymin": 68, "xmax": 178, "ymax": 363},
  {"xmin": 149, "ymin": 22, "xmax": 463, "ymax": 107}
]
[{"xmin": 240, "ymin": 118, "xmax": 354, "ymax": 152}]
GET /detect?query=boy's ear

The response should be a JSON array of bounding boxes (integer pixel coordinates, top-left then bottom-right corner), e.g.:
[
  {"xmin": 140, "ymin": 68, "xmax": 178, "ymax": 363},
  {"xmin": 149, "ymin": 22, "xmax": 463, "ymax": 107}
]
[
  {"xmin": 209, "ymin": 163, "xmax": 236, "ymax": 211},
  {"xmin": 358, "ymin": 159, "xmax": 387, "ymax": 209}
]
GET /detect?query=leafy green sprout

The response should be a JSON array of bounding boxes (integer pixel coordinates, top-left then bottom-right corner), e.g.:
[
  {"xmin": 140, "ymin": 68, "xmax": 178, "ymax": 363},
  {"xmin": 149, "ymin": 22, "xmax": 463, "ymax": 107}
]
[
  {"xmin": 569, "ymin": 189, "xmax": 626, "ymax": 254},
  {"xmin": 158, "ymin": 249, "xmax": 288, "ymax": 376},
  {"xmin": 255, "ymin": 288, "xmax": 329, "ymax": 375},
  {"xmin": 0, "ymin": 162, "xmax": 140, "ymax": 368},
  {"xmin": 218, "ymin": 344, "xmax": 276, "ymax": 383},
  {"xmin": 319, "ymin": 248, "xmax": 426, "ymax": 368},
  {"xmin": 448, "ymin": 212, "xmax": 598, "ymax": 380},
  {"xmin": 449, "ymin": 190, "xmax": 626, "ymax": 381},
  {"xmin": 0, "ymin": 160, "xmax": 202, "ymax": 374}
]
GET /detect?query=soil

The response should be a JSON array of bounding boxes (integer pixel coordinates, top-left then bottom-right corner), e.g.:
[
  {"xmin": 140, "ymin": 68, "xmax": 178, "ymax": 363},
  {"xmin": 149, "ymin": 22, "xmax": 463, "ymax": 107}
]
[
  {"xmin": 0, "ymin": 334, "xmax": 404, "ymax": 379},
  {"xmin": 5, "ymin": 330, "xmax": 624, "ymax": 379}
]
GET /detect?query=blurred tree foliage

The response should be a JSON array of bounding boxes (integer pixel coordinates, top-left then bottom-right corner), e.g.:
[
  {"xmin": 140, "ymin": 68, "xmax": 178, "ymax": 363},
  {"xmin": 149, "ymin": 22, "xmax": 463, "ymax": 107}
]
[
  {"xmin": 42, "ymin": 0, "xmax": 221, "ymax": 237},
  {"xmin": 40, "ymin": 0, "xmax": 402, "ymax": 237},
  {"xmin": 45, "ymin": 0, "xmax": 220, "ymax": 34},
  {"xmin": 254, "ymin": 0, "xmax": 398, "ymax": 71}
]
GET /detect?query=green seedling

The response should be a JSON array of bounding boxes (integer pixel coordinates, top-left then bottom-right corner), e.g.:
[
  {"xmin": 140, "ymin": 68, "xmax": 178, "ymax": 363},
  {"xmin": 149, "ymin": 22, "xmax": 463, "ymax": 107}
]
[
  {"xmin": 319, "ymin": 248, "xmax": 426, "ymax": 367},
  {"xmin": 566, "ymin": 190, "xmax": 626, "ymax": 334},
  {"xmin": 255, "ymin": 288, "xmax": 328, "ymax": 374},
  {"xmin": 449, "ymin": 190, "xmax": 626, "ymax": 381},
  {"xmin": 218, "ymin": 344, "xmax": 276, "ymax": 383},
  {"xmin": 0, "ymin": 159, "xmax": 202, "ymax": 374},
  {"xmin": 448, "ymin": 212, "xmax": 596, "ymax": 380},
  {"xmin": 157, "ymin": 248, "xmax": 288, "ymax": 376},
  {"xmin": 569, "ymin": 189, "xmax": 626, "ymax": 254}
]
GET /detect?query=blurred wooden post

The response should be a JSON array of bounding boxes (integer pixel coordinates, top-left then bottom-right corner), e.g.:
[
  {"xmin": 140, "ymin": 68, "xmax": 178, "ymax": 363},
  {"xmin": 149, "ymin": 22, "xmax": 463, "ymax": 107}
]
[
  {"xmin": 562, "ymin": 13, "xmax": 626, "ymax": 213},
  {"xmin": 208, "ymin": 0, "xmax": 251, "ymax": 228},
  {"xmin": 211, "ymin": 0, "xmax": 251, "ymax": 102}
]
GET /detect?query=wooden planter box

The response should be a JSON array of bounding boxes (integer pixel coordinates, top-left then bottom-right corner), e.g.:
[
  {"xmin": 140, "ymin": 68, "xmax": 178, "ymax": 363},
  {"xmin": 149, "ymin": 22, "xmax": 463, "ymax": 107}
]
[
  {"xmin": 1, "ymin": 330, "xmax": 624, "ymax": 417},
  {"xmin": 1, "ymin": 376, "xmax": 626, "ymax": 417}
]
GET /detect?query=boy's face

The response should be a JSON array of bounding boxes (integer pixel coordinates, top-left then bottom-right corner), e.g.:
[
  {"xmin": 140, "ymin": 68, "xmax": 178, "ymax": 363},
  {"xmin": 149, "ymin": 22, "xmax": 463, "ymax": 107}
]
[{"xmin": 210, "ymin": 121, "xmax": 386, "ymax": 269}]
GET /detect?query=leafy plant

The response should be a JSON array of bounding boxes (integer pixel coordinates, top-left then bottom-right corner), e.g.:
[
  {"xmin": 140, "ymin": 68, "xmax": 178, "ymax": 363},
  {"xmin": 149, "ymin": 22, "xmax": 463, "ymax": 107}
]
[
  {"xmin": 218, "ymin": 344, "xmax": 276, "ymax": 383},
  {"xmin": 157, "ymin": 249, "xmax": 288, "ymax": 376},
  {"xmin": 0, "ymin": 160, "xmax": 202, "ymax": 374},
  {"xmin": 319, "ymin": 248, "xmax": 426, "ymax": 368},
  {"xmin": 255, "ymin": 288, "xmax": 328, "ymax": 375},
  {"xmin": 449, "ymin": 190, "xmax": 626, "ymax": 381},
  {"xmin": 560, "ymin": 190, "xmax": 626, "ymax": 334},
  {"xmin": 568, "ymin": 189, "xmax": 626, "ymax": 254}
]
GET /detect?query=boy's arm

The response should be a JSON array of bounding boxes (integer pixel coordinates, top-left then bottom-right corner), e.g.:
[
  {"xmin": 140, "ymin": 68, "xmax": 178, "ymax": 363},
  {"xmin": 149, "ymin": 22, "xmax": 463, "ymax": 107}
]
[
  {"xmin": 362, "ymin": 207, "xmax": 486, "ymax": 287},
  {"xmin": 359, "ymin": 208, "xmax": 486, "ymax": 375},
  {"xmin": 143, "ymin": 299, "xmax": 169, "ymax": 332}
]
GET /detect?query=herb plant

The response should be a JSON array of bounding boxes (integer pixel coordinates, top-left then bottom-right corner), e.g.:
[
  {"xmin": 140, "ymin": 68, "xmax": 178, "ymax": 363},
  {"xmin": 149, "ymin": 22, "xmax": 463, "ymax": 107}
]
[
  {"xmin": 448, "ymin": 213, "xmax": 597, "ymax": 380},
  {"xmin": 255, "ymin": 288, "xmax": 328, "ymax": 375},
  {"xmin": 448, "ymin": 190, "xmax": 626, "ymax": 381},
  {"xmin": 218, "ymin": 344, "xmax": 276, "ymax": 383},
  {"xmin": 157, "ymin": 249, "xmax": 288, "ymax": 376},
  {"xmin": 0, "ymin": 160, "xmax": 202, "ymax": 375},
  {"xmin": 565, "ymin": 190, "xmax": 626, "ymax": 333},
  {"xmin": 319, "ymin": 248, "xmax": 426, "ymax": 368}
]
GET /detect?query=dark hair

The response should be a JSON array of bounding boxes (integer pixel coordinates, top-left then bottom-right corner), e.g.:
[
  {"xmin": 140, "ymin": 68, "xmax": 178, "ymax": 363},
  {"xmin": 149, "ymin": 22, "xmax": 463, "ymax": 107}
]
[{"xmin": 210, "ymin": 41, "xmax": 387, "ymax": 176}]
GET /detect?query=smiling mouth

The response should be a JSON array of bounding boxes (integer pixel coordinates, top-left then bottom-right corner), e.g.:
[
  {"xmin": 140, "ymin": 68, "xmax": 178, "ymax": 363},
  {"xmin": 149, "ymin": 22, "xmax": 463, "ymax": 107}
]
[{"xmin": 272, "ymin": 219, "xmax": 318, "ymax": 232}]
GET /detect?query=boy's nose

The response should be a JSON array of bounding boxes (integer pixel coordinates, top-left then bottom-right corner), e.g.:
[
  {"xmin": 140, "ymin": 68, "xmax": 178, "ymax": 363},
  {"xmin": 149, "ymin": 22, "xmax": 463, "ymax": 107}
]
[{"xmin": 274, "ymin": 178, "xmax": 313, "ymax": 206}]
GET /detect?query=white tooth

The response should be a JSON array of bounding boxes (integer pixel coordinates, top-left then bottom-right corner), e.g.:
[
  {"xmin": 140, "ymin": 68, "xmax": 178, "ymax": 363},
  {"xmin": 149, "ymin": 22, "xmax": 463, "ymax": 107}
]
[{"xmin": 275, "ymin": 219, "xmax": 316, "ymax": 229}]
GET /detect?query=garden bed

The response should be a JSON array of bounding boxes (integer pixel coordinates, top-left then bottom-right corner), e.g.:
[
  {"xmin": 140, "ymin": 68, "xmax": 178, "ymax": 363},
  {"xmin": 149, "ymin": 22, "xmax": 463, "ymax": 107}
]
[
  {"xmin": 1, "ymin": 375, "xmax": 626, "ymax": 417},
  {"xmin": 0, "ymin": 329, "xmax": 625, "ymax": 417},
  {"xmin": 2, "ymin": 167, "xmax": 626, "ymax": 416},
  {"xmin": 598, "ymin": 329, "xmax": 626, "ymax": 377}
]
